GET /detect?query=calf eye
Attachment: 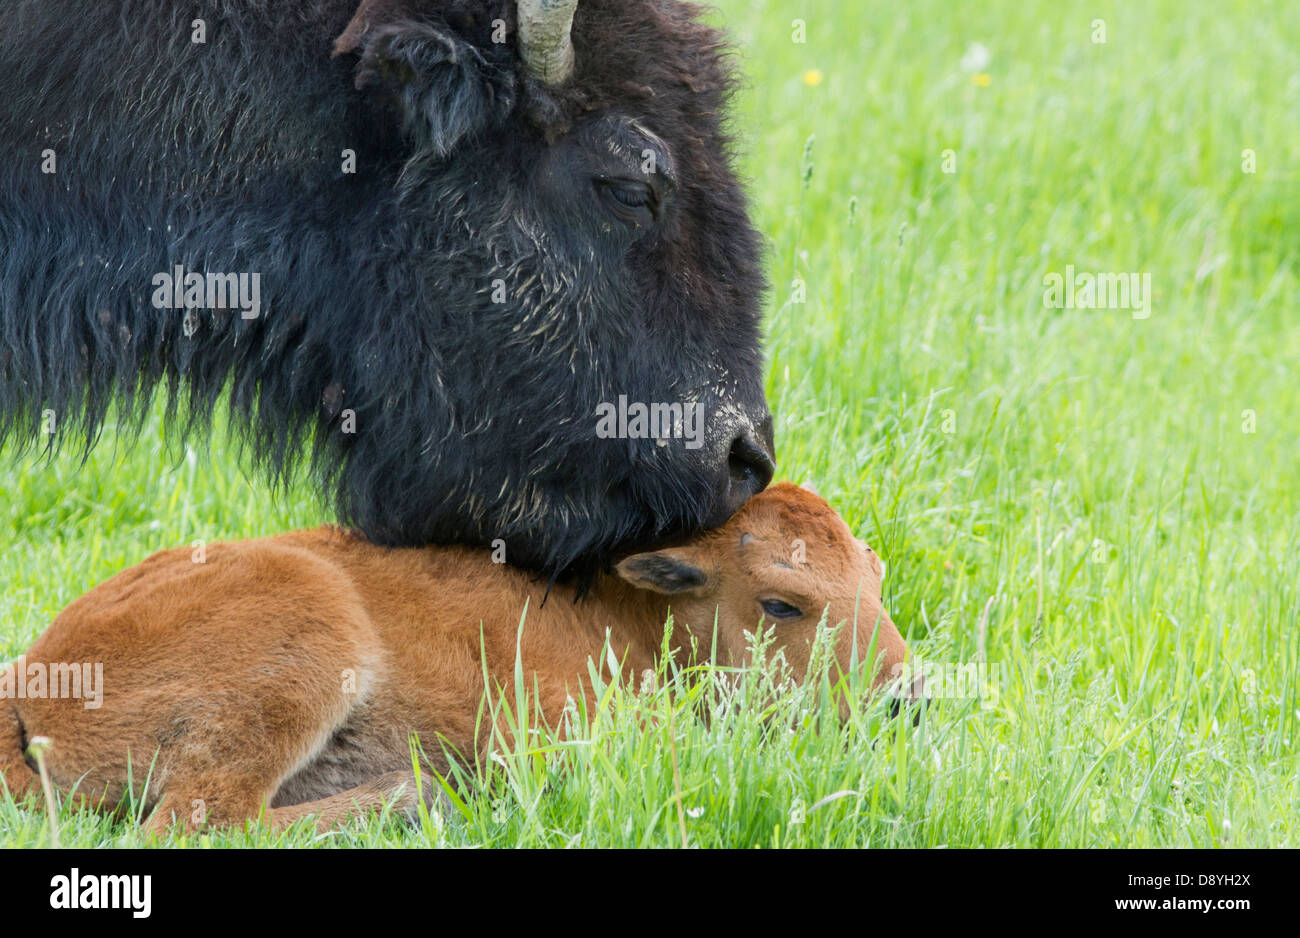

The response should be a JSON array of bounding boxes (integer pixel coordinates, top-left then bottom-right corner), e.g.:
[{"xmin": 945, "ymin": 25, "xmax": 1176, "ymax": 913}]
[{"xmin": 760, "ymin": 598, "xmax": 802, "ymax": 620}]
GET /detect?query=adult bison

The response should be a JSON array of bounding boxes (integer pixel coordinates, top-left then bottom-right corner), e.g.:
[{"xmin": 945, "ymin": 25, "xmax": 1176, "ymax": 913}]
[{"xmin": 0, "ymin": 0, "xmax": 774, "ymax": 578}]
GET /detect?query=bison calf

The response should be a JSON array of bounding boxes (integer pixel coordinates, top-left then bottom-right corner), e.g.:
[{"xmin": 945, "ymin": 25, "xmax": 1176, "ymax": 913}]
[{"xmin": 0, "ymin": 483, "xmax": 905, "ymax": 832}]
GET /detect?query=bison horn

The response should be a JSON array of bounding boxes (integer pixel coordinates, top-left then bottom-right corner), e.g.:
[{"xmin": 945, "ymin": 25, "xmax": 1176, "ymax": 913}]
[{"xmin": 517, "ymin": 0, "xmax": 578, "ymax": 86}]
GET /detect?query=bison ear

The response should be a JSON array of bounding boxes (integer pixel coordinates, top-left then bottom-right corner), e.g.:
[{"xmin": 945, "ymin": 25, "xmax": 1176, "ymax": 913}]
[
  {"xmin": 335, "ymin": 8, "xmax": 515, "ymax": 158},
  {"xmin": 616, "ymin": 548, "xmax": 713, "ymax": 596}
]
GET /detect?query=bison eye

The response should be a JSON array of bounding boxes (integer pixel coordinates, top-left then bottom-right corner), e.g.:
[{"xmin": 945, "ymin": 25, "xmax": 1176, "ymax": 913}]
[
  {"xmin": 596, "ymin": 177, "xmax": 657, "ymax": 222},
  {"xmin": 760, "ymin": 598, "xmax": 802, "ymax": 620}
]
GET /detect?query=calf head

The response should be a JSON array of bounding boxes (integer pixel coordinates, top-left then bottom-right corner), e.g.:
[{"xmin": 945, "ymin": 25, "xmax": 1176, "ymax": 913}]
[{"xmin": 615, "ymin": 483, "xmax": 907, "ymax": 689}]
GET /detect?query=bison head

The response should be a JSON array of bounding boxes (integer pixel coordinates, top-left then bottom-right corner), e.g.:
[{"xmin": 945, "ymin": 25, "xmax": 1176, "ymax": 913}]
[
  {"xmin": 329, "ymin": 0, "xmax": 774, "ymax": 577},
  {"xmin": 0, "ymin": 0, "xmax": 772, "ymax": 586}
]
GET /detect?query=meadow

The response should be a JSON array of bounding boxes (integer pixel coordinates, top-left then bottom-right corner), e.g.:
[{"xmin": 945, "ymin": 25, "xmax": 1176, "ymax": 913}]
[{"xmin": 2, "ymin": 0, "xmax": 1297, "ymax": 847}]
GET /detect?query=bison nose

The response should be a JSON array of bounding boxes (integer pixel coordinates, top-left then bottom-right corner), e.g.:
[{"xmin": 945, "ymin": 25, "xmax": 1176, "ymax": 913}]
[
  {"xmin": 728, "ymin": 430, "xmax": 774, "ymax": 493},
  {"xmin": 719, "ymin": 426, "xmax": 775, "ymax": 517}
]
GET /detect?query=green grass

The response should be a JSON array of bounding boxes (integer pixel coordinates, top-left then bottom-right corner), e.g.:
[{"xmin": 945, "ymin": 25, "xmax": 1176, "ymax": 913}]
[{"xmin": 2, "ymin": 0, "xmax": 1297, "ymax": 847}]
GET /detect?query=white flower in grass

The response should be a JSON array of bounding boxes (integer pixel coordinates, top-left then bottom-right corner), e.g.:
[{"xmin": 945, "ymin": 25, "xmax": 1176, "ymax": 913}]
[
  {"xmin": 960, "ymin": 42, "xmax": 992, "ymax": 72},
  {"xmin": 686, "ymin": 806, "xmax": 705, "ymax": 819}
]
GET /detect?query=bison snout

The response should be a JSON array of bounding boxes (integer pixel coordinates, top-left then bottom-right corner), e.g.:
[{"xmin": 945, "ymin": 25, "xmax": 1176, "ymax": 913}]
[{"xmin": 711, "ymin": 424, "xmax": 775, "ymax": 523}]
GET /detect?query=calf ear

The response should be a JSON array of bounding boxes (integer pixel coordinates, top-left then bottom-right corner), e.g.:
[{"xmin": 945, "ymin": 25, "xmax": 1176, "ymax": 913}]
[
  {"xmin": 335, "ymin": 4, "xmax": 515, "ymax": 157},
  {"xmin": 857, "ymin": 539, "xmax": 884, "ymax": 580},
  {"xmin": 616, "ymin": 548, "xmax": 713, "ymax": 596}
]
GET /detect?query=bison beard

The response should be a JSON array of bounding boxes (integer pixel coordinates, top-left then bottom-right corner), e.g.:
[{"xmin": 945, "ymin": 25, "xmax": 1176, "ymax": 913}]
[{"xmin": 0, "ymin": 0, "xmax": 774, "ymax": 583}]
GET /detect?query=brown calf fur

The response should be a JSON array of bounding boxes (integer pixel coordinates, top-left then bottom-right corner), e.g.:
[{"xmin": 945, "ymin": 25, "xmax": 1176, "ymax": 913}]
[{"xmin": 0, "ymin": 483, "xmax": 906, "ymax": 832}]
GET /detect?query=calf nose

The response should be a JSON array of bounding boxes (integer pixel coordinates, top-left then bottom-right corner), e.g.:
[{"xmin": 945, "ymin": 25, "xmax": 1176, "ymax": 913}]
[{"xmin": 887, "ymin": 674, "xmax": 929, "ymax": 725}]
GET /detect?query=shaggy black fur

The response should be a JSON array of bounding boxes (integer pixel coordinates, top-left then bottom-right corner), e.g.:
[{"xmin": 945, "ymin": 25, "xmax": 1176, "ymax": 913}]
[{"xmin": 0, "ymin": 0, "xmax": 772, "ymax": 580}]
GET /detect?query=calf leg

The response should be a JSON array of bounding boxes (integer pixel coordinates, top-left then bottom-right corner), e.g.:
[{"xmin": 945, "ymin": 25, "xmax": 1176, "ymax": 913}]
[
  {"xmin": 264, "ymin": 770, "xmax": 446, "ymax": 832},
  {"xmin": 0, "ymin": 699, "xmax": 39, "ymax": 803}
]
